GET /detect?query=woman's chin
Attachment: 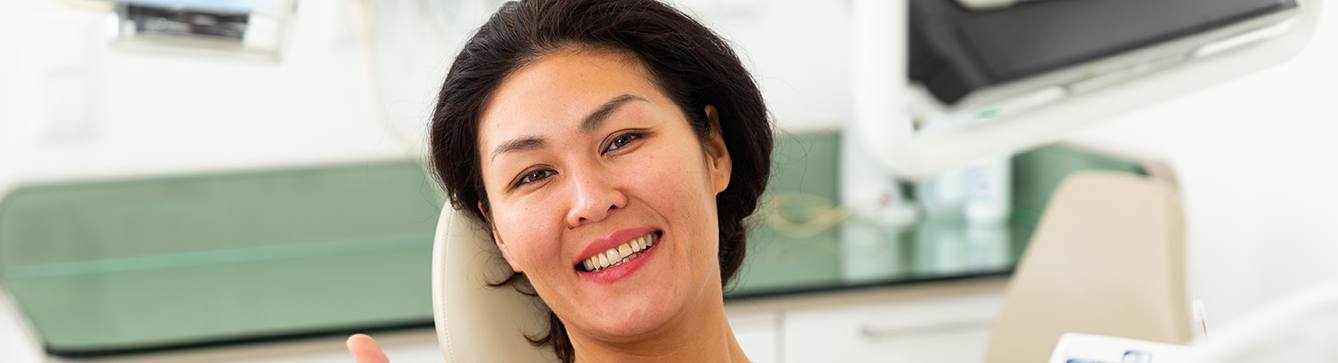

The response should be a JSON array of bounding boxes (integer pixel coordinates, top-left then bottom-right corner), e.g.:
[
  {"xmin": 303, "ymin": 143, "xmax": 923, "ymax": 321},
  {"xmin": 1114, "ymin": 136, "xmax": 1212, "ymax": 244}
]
[
  {"xmin": 589, "ymin": 314, "xmax": 672, "ymax": 340},
  {"xmin": 575, "ymin": 297, "xmax": 678, "ymax": 340}
]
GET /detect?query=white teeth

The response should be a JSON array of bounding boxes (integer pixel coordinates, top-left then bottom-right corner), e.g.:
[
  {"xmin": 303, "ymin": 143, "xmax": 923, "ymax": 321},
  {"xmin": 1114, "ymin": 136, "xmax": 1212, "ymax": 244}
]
[{"xmin": 581, "ymin": 232, "xmax": 661, "ymax": 272}]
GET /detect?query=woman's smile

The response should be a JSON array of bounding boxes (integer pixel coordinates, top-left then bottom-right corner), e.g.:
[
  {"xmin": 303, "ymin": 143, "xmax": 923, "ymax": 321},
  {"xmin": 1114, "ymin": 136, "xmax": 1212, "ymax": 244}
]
[{"xmin": 575, "ymin": 228, "xmax": 665, "ymax": 284}]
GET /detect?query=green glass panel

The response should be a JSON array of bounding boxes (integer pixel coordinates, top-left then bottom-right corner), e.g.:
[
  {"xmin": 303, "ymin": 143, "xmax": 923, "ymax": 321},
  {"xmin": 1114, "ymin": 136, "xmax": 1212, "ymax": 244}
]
[{"xmin": 0, "ymin": 161, "xmax": 442, "ymax": 353}]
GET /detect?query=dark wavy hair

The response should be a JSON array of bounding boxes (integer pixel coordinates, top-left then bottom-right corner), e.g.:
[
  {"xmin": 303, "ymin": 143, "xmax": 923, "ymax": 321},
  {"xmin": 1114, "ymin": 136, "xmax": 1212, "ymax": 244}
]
[{"xmin": 427, "ymin": 0, "xmax": 772, "ymax": 361}]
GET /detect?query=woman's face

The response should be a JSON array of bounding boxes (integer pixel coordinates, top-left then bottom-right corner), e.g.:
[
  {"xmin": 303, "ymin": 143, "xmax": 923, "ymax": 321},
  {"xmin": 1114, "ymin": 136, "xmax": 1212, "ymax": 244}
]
[{"xmin": 476, "ymin": 47, "xmax": 732, "ymax": 341}]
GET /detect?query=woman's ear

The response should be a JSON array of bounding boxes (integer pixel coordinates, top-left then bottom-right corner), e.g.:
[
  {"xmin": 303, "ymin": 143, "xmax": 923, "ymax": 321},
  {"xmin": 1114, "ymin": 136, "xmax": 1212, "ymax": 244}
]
[
  {"xmin": 703, "ymin": 105, "xmax": 732, "ymax": 195},
  {"xmin": 479, "ymin": 202, "xmax": 523, "ymax": 273}
]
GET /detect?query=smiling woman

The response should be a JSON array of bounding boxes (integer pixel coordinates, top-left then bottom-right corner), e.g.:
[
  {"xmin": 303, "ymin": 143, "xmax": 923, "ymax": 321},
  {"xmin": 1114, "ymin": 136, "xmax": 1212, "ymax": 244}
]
[{"xmin": 348, "ymin": 0, "xmax": 773, "ymax": 362}]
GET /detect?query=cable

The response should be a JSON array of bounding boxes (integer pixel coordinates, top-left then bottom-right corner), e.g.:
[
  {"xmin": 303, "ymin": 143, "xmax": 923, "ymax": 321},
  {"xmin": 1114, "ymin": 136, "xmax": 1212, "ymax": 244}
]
[
  {"xmin": 347, "ymin": 0, "xmax": 429, "ymax": 156},
  {"xmin": 758, "ymin": 192, "xmax": 853, "ymax": 239},
  {"xmin": 347, "ymin": 0, "xmax": 451, "ymax": 204}
]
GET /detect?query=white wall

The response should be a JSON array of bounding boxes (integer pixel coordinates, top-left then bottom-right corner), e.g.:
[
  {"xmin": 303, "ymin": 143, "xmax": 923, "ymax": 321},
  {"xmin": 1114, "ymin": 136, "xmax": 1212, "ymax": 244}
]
[
  {"xmin": 679, "ymin": 0, "xmax": 853, "ymax": 132},
  {"xmin": 0, "ymin": 0, "xmax": 846, "ymax": 186},
  {"xmin": 0, "ymin": 1, "xmax": 461, "ymax": 187}
]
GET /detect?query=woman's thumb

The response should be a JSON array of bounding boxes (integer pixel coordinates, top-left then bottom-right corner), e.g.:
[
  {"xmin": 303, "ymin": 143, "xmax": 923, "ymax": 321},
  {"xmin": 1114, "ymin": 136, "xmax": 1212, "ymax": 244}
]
[{"xmin": 346, "ymin": 334, "xmax": 391, "ymax": 363}]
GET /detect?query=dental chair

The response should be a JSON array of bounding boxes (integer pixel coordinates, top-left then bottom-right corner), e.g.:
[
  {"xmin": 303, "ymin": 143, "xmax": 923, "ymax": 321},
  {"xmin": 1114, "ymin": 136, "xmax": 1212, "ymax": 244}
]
[
  {"xmin": 985, "ymin": 171, "xmax": 1194, "ymax": 363},
  {"xmin": 431, "ymin": 206, "xmax": 556, "ymax": 362}
]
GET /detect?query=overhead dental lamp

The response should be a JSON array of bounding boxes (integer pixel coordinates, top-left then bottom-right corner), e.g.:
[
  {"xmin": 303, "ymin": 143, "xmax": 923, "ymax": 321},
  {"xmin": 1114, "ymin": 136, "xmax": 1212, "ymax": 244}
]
[
  {"xmin": 63, "ymin": 0, "xmax": 297, "ymax": 61},
  {"xmin": 851, "ymin": 0, "xmax": 1319, "ymax": 179}
]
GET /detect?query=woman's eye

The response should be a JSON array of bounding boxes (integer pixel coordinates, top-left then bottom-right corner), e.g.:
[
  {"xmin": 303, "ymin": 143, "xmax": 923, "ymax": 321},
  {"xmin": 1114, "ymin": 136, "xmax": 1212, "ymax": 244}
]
[
  {"xmin": 515, "ymin": 169, "xmax": 555, "ymax": 187},
  {"xmin": 604, "ymin": 132, "xmax": 642, "ymax": 154}
]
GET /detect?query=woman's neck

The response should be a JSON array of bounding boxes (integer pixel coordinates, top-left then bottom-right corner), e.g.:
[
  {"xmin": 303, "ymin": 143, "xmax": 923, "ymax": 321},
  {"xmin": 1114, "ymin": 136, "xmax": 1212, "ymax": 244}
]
[{"xmin": 567, "ymin": 290, "xmax": 749, "ymax": 363}]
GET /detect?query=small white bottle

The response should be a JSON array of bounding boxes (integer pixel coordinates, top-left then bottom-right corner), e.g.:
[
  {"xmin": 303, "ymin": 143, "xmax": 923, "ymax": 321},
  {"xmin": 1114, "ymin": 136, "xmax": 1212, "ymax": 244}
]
[{"xmin": 963, "ymin": 156, "xmax": 1011, "ymax": 226}]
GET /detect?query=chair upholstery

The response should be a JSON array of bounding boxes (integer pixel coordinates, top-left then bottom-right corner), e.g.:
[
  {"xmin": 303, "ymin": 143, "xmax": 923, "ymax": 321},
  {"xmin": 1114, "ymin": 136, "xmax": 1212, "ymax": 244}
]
[
  {"xmin": 985, "ymin": 171, "xmax": 1194, "ymax": 363},
  {"xmin": 431, "ymin": 206, "xmax": 556, "ymax": 362}
]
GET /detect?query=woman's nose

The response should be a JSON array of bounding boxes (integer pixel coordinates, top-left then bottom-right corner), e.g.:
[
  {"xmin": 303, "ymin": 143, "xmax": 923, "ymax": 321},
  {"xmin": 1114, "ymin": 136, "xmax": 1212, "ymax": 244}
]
[{"xmin": 565, "ymin": 171, "xmax": 628, "ymax": 229}]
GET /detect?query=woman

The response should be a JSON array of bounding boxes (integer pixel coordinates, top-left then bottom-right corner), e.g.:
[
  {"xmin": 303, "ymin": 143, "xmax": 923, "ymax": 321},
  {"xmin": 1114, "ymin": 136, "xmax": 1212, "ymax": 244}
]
[{"xmin": 349, "ymin": 0, "xmax": 772, "ymax": 361}]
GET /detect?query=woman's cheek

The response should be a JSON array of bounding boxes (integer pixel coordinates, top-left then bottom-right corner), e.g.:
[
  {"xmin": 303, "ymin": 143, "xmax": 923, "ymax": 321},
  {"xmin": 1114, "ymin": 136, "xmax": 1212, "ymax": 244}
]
[{"xmin": 498, "ymin": 202, "xmax": 557, "ymax": 272}]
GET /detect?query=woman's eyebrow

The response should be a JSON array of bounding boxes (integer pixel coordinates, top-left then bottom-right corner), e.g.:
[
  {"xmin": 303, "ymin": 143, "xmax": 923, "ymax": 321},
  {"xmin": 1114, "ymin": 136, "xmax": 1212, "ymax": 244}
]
[
  {"xmin": 490, "ymin": 94, "xmax": 647, "ymax": 162},
  {"xmin": 490, "ymin": 137, "xmax": 545, "ymax": 162},
  {"xmin": 580, "ymin": 94, "xmax": 646, "ymax": 133}
]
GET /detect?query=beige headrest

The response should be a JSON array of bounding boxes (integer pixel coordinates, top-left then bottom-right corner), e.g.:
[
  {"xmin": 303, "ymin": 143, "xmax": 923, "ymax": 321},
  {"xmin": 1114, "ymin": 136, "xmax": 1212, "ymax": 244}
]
[{"xmin": 431, "ymin": 206, "xmax": 556, "ymax": 362}]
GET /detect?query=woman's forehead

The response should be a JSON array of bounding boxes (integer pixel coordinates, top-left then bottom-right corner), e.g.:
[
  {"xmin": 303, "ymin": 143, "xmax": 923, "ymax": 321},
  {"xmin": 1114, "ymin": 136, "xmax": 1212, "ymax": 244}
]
[{"xmin": 477, "ymin": 48, "xmax": 673, "ymax": 144}]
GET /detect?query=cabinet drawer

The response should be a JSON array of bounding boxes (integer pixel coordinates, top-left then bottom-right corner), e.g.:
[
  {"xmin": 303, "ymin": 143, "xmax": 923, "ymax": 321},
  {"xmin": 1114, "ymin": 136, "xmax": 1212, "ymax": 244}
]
[{"xmin": 782, "ymin": 292, "xmax": 1002, "ymax": 363}]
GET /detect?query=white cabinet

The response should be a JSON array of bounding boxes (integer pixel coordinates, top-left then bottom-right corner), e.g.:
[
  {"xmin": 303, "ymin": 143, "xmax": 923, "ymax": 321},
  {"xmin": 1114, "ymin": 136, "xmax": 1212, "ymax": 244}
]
[
  {"xmin": 782, "ymin": 292, "xmax": 1001, "ymax": 362},
  {"xmin": 727, "ymin": 278, "xmax": 1006, "ymax": 363},
  {"xmin": 730, "ymin": 311, "xmax": 782, "ymax": 363}
]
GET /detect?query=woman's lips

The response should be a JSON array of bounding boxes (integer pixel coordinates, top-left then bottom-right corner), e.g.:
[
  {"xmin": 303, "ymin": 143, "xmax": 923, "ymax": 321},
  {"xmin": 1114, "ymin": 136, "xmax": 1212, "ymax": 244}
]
[
  {"xmin": 577, "ymin": 231, "xmax": 659, "ymax": 272},
  {"xmin": 575, "ymin": 231, "xmax": 662, "ymax": 284},
  {"xmin": 574, "ymin": 226, "xmax": 661, "ymax": 267}
]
